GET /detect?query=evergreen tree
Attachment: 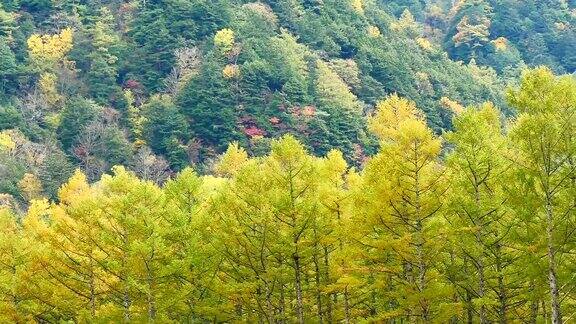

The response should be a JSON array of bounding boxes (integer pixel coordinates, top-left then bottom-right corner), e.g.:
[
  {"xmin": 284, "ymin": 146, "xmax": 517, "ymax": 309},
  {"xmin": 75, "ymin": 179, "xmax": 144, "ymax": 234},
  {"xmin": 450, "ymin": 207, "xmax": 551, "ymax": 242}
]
[
  {"xmin": 142, "ymin": 95, "xmax": 190, "ymax": 170},
  {"xmin": 57, "ymin": 97, "xmax": 99, "ymax": 152},
  {"xmin": 177, "ymin": 59, "xmax": 240, "ymax": 153}
]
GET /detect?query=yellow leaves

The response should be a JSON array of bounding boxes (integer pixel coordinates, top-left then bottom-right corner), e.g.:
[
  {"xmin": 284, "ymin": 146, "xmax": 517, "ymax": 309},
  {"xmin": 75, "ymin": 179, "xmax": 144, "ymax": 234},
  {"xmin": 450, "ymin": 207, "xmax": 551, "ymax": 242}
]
[
  {"xmin": 92, "ymin": 7, "xmax": 119, "ymax": 52},
  {"xmin": 215, "ymin": 142, "xmax": 249, "ymax": 177},
  {"xmin": 555, "ymin": 21, "xmax": 568, "ymax": 31},
  {"xmin": 416, "ymin": 37, "xmax": 433, "ymax": 51},
  {"xmin": 368, "ymin": 94, "xmax": 442, "ymax": 172},
  {"xmin": 0, "ymin": 131, "xmax": 15, "ymax": 151},
  {"xmin": 452, "ymin": 16, "xmax": 490, "ymax": 48},
  {"xmin": 125, "ymin": 89, "xmax": 146, "ymax": 141},
  {"xmin": 334, "ymin": 275, "xmax": 362, "ymax": 289},
  {"xmin": 27, "ymin": 27, "xmax": 73, "ymax": 69},
  {"xmin": 58, "ymin": 170, "xmax": 90, "ymax": 204},
  {"xmin": 322, "ymin": 150, "xmax": 348, "ymax": 177},
  {"xmin": 242, "ymin": 2, "xmax": 278, "ymax": 25},
  {"xmin": 222, "ymin": 64, "xmax": 240, "ymax": 79},
  {"xmin": 440, "ymin": 97, "xmax": 465, "ymax": 115},
  {"xmin": 23, "ymin": 199, "xmax": 51, "ymax": 234},
  {"xmin": 368, "ymin": 94, "xmax": 425, "ymax": 140},
  {"xmin": 18, "ymin": 173, "xmax": 43, "ymax": 201},
  {"xmin": 367, "ymin": 25, "xmax": 381, "ymax": 38},
  {"xmin": 28, "ymin": 28, "xmax": 72, "ymax": 107},
  {"xmin": 391, "ymin": 9, "xmax": 419, "ymax": 36},
  {"xmin": 39, "ymin": 72, "xmax": 62, "ymax": 106},
  {"xmin": 507, "ymin": 66, "xmax": 576, "ymax": 115},
  {"xmin": 396, "ymin": 118, "xmax": 442, "ymax": 157},
  {"xmin": 351, "ymin": 0, "xmax": 364, "ymax": 14},
  {"xmin": 214, "ymin": 28, "xmax": 235, "ymax": 54},
  {"xmin": 270, "ymin": 134, "xmax": 309, "ymax": 167}
]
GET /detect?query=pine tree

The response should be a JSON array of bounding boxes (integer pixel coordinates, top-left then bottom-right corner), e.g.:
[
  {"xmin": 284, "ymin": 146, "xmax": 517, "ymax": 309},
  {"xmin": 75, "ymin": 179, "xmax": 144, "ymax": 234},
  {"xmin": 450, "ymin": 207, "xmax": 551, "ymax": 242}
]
[
  {"xmin": 141, "ymin": 95, "xmax": 190, "ymax": 170},
  {"xmin": 57, "ymin": 97, "xmax": 99, "ymax": 152},
  {"xmin": 177, "ymin": 59, "xmax": 240, "ymax": 153}
]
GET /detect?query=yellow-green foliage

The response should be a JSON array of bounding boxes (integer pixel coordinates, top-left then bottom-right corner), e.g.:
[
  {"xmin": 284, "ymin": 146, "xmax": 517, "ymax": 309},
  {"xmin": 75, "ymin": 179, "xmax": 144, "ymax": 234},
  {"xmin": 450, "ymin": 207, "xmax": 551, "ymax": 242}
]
[{"xmin": 214, "ymin": 28, "xmax": 235, "ymax": 54}]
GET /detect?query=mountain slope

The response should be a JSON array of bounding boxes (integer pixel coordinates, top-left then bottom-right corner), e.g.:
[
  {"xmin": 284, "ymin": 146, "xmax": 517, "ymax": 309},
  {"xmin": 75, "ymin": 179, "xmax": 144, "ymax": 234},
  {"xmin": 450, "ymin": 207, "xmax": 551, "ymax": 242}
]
[{"xmin": 1, "ymin": 0, "xmax": 504, "ymax": 197}]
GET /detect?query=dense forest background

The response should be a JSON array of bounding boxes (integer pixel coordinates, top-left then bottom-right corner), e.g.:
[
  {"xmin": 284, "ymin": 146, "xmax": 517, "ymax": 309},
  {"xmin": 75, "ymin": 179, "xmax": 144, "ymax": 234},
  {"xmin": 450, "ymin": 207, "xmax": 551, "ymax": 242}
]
[
  {"xmin": 1, "ymin": 0, "xmax": 574, "ymax": 203},
  {"xmin": 1, "ymin": 0, "xmax": 576, "ymax": 323}
]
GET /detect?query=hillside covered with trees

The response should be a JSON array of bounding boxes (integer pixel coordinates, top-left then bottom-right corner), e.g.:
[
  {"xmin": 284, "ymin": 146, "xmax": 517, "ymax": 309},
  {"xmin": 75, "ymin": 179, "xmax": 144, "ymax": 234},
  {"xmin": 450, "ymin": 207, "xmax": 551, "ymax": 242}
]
[{"xmin": 1, "ymin": 0, "xmax": 576, "ymax": 323}]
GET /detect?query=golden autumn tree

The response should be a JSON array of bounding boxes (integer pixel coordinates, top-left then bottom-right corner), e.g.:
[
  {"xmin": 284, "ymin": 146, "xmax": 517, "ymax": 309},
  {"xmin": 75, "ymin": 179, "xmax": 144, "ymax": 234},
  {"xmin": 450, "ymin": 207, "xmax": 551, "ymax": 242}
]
[
  {"xmin": 353, "ymin": 94, "xmax": 454, "ymax": 321},
  {"xmin": 27, "ymin": 27, "xmax": 74, "ymax": 106}
]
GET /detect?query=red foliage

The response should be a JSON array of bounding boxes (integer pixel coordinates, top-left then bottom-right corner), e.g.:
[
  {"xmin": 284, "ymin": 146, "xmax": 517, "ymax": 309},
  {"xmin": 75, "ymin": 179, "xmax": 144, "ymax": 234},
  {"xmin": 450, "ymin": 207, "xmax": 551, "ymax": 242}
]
[
  {"xmin": 73, "ymin": 145, "xmax": 87, "ymax": 158},
  {"xmin": 301, "ymin": 105, "xmax": 317, "ymax": 117},
  {"xmin": 244, "ymin": 126, "xmax": 266, "ymax": 137},
  {"xmin": 124, "ymin": 79, "xmax": 142, "ymax": 90},
  {"xmin": 290, "ymin": 105, "xmax": 317, "ymax": 118},
  {"xmin": 269, "ymin": 117, "xmax": 281, "ymax": 125}
]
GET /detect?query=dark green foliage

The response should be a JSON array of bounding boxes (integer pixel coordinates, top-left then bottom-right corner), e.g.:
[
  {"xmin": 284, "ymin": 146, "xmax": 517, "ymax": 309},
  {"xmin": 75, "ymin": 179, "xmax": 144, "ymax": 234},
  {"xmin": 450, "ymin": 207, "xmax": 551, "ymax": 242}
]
[
  {"xmin": 38, "ymin": 150, "xmax": 74, "ymax": 199},
  {"xmin": 444, "ymin": 0, "xmax": 493, "ymax": 62},
  {"xmin": 142, "ymin": 96, "xmax": 190, "ymax": 170},
  {"xmin": 0, "ymin": 105, "xmax": 21, "ymax": 130},
  {"xmin": 177, "ymin": 59, "xmax": 240, "ymax": 152},
  {"xmin": 0, "ymin": 38, "xmax": 18, "ymax": 97},
  {"xmin": 439, "ymin": 0, "xmax": 576, "ymax": 73},
  {"xmin": 96, "ymin": 124, "xmax": 132, "ymax": 167},
  {"xmin": 57, "ymin": 97, "xmax": 98, "ymax": 152},
  {"xmin": 307, "ymin": 107, "xmax": 365, "ymax": 159},
  {"xmin": 163, "ymin": 136, "xmax": 189, "ymax": 171},
  {"xmin": 0, "ymin": 151, "xmax": 26, "ymax": 199},
  {"xmin": 10, "ymin": 12, "xmax": 34, "ymax": 62},
  {"xmin": 19, "ymin": 0, "xmax": 52, "ymax": 14},
  {"xmin": 128, "ymin": 7, "xmax": 177, "ymax": 92},
  {"xmin": 87, "ymin": 55, "xmax": 120, "ymax": 105}
]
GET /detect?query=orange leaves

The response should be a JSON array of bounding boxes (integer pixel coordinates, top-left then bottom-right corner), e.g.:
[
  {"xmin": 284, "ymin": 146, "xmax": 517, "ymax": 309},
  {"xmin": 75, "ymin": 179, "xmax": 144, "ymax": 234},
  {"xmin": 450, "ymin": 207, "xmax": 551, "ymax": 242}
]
[
  {"xmin": 440, "ymin": 96, "xmax": 465, "ymax": 115},
  {"xmin": 492, "ymin": 36, "xmax": 508, "ymax": 51},
  {"xmin": 222, "ymin": 64, "xmax": 240, "ymax": 79}
]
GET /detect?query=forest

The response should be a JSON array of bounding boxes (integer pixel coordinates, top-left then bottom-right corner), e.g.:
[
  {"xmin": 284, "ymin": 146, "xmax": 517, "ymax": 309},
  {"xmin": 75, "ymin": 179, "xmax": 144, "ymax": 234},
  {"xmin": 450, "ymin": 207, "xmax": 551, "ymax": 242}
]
[{"xmin": 1, "ymin": 0, "xmax": 576, "ymax": 323}]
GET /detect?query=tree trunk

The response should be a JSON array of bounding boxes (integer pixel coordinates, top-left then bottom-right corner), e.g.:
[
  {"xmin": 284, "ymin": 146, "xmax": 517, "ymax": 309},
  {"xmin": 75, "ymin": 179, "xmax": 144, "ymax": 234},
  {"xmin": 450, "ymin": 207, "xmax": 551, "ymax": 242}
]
[
  {"xmin": 416, "ymin": 221, "xmax": 428, "ymax": 321},
  {"xmin": 293, "ymin": 252, "xmax": 304, "ymax": 324},
  {"xmin": 478, "ymin": 259, "xmax": 486, "ymax": 324},
  {"xmin": 529, "ymin": 290, "xmax": 538, "ymax": 324},
  {"xmin": 314, "ymin": 252, "xmax": 323, "ymax": 323},
  {"xmin": 344, "ymin": 286, "xmax": 351, "ymax": 324},
  {"xmin": 323, "ymin": 247, "xmax": 333, "ymax": 323},
  {"xmin": 466, "ymin": 290, "xmax": 473, "ymax": 324},
  {"xmin": 546, "ymin": 198, "xmax": 562, "ymax": 324},
  {"xmin": 495, "ymin": 248, "xmax": 507, "ymax": 324},
  {"xmin": 279, "ymin": 282, "xmax": 286, "ymax": 324},
  {"xmin": 123, "ymin": 286, "xmax": 131, "ymax": 322},
  {"xmin": 89, "ymin": 257, "xmax": 96, "ymax": 317}
]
